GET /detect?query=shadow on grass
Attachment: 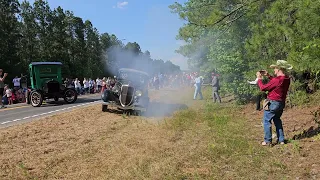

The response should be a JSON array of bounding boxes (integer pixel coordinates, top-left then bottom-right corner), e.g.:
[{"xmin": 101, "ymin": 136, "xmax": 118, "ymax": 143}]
[{"xmin": 292, "ymin": 126, "xmax": 320, "ymax": 140}]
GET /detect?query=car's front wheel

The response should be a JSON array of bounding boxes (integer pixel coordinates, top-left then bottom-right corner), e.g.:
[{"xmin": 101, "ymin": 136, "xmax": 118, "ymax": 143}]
[{"xmin": 30, "ymin": 90, "xmax": 43, "ymax": 107}]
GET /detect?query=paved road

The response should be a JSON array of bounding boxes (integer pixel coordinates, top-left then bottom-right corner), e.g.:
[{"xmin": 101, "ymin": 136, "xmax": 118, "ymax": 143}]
[{"xmin": 0, "ymin": 94, "xmax": 101, "ymax": 128}]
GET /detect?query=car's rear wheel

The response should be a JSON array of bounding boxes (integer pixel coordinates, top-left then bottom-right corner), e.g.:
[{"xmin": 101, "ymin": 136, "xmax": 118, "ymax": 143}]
[
  {"xmin": 63, "ymin": 89, "xmax": 77, "ymax": 104},
  {"xmin": 30, "ymin": 90, "xmax": 43, "ymax": 107},
  {"xmin": 102, "ymin": 105, "xmax": 108, "ymax": 112}
]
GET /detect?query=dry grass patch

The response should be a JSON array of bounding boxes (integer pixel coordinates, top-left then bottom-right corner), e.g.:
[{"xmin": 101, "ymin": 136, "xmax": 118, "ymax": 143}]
[{"xmin": 1, "ymin": 88, "xmax": 317, "ymax": 179}]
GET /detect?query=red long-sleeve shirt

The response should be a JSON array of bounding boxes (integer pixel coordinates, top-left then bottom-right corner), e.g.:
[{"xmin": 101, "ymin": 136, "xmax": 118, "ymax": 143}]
[{"xmin": 257, "ymin": 75, "xmax": 290, "ymax": 102}]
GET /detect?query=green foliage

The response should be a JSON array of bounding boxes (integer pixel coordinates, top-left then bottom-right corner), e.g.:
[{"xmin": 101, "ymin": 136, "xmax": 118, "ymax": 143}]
[
  {"xmin": 170, "ymin": 0, "xmax": 320, "ymax": 103},
  {"xmin": 1, "ymin": 0, "xmax": 181, "ymax": 86},
  {"xmin": 288, "ymin": 90, "xmax": 309, "ymax": 107}
]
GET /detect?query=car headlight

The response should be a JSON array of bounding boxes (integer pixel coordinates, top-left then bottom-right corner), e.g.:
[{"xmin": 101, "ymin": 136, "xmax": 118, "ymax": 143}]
[{"xmin": 135, "ymin": 90, "xmax": 142, "ymax": 96}]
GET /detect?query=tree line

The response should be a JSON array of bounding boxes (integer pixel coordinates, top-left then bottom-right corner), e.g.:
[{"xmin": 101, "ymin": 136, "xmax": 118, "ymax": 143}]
[
  {"xmin": 0, "ymin": 0, "xmax": 181, "ymax": 84},
  {"xmin": 170, "ymin": 0, "xmax": 320, "ymax": 104}
]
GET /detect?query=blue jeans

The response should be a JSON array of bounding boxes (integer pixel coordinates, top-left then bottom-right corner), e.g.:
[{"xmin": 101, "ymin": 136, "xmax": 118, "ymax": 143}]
[
  {"xmin": 194, "ymin": 84, "xmax": 203, "ymax": 99},
  {"xmin": 263, "ymin": 100, "xmax": 285, "ymax": 143},
  {"xmin": 75, "ymin": 87, "xmax": 80, "ymax": 95}
]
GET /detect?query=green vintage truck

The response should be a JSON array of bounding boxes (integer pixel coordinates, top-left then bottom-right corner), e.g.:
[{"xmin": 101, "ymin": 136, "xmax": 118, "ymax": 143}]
[{"xmin": 26, "ymin": 62, "xmax": 77, "ymax": 107}]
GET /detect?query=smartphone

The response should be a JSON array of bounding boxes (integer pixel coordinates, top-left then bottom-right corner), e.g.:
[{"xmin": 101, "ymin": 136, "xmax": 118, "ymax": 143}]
[{"xmin": 259, "ymin": 70, "xmax": 266, "ymax": 75}]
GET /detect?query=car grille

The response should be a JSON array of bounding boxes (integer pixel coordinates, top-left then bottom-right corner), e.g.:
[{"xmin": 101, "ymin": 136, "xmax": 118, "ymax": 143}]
[
  {"xmin": 120, "ymin": 85, "xmax": 134, "ymax": 106},
  {"xmin": 47, "ymin": 81, "xmax": 60, "ymax": 93}
]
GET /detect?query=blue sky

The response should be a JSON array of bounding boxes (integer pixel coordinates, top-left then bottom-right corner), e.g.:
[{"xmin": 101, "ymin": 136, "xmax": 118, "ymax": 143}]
[{"xmin": 23, "ymin": 0, "xmax": 189, "ymax": 70}]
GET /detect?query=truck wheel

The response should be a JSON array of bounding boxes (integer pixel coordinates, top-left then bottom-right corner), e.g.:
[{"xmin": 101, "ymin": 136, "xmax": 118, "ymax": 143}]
[
  {"xmin": 30, "ymin": 91, "xmax": 43, "ymax": 107},
  {"xmin": 63, "ymin": 89, "xmax": 77, "ymax": 104},
  {"xmin": 102, "ymin": 105, "xmax": 108, "ymax": 112}
]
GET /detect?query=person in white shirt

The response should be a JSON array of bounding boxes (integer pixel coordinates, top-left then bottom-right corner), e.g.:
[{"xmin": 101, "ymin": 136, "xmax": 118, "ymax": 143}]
[
  {"xmin": 83, "ymin": 78, "xmax": 89, "ymax": 93},
  {"xmin": 74, "ymin": 78, "xmax": 81, "ymax": 94},
  {"xmin": 4, "ymin": 85, "xmax": 13, "ymax": 105},
  {"xmin": 193, "ymin": 74, "xmax": 203, "ymax": 100},
  {"xmin": 248, "ymin": 75, "xmax": 267, "ymax": 111},
  {"xmin": 12, "ymin": 75, "xmax": 21, "ymax": 90},
  {"xmin": 96, "ymin": 78, "xmax": 101, "ymax": 92},
  {"xmin": 248, "ymin": 78, "xmax": 259, "ymax": 85}
]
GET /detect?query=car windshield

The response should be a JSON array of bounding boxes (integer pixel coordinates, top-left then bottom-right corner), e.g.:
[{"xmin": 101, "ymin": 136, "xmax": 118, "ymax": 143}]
[{"xmin": 118, "ymin": 70, "xmax": 148, "ymax": 86}]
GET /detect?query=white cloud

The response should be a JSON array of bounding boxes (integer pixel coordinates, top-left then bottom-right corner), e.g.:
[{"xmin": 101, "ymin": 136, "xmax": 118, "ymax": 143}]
[{"xmin": 113, "ymin": 1, "xmax": 128, "ymax": 9}]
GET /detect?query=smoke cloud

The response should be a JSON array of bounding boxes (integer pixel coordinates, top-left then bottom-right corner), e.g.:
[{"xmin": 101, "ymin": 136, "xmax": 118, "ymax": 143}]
[
  {"xmin": 103, "ymin": 46, "xmax": 188, "ymax": 118},
  {"xmin": 104, "ymin": 46, "xmax": 154, "ymax": 76}
]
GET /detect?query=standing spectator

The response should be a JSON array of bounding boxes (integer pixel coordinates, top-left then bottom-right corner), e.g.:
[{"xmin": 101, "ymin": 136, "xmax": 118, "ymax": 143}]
[
  {"xmin": 83, "ymin": 78, "xmax": 89, "ymax": 94},
  {"xmin": 20, "ymin": 74, "xmax": 28, "ymax": 89},
  {"xmin": 212, "ymin": 72, "xmax": 221, "ymax": 103},
  {"xmin": 0, "ymin": 69, "xmax": 8, "ymax": 108},
  {"xmin": 101, "ymin": 77, "xmax": 107, "ymax": 93},
  {"xmin": 96, "ymin": 77, "xmax": 101, "ymax": 92},
  {"xmin": 74, "ymin": 78, "xmax": 81, "ymax": 95},
  {"xmin": 193, "ymin": 74, "xmax": 203, "ymax": 100},
  {"xmin": 154, "ymin": 76, "xmax": 160, "ymax": 90},
  {"xmin": 257, "ymin": 60, "xmax": 292, "ymax": 146},
  {"xmin": 12, "ymin": 75, "xmax": 21, "ymax": 91},
  {"xmin": 89, "ymin": 78, "xmax": 94, "ymax": 94},
  {"xmin": 4, "ymin": 85, "xmax": 13, "ymax": 105},
  {"xmin": 106, "ymin": 77, "xmax": 111, "ymax": 90}
]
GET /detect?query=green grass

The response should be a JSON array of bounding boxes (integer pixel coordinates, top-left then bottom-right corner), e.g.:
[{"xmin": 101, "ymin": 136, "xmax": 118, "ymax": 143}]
[{"xmin": 163, "ymin": 100, "xmax": 289, "ymax": 179}]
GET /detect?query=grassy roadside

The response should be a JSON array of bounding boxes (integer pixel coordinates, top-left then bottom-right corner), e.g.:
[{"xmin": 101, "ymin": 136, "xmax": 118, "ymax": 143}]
[
  {"xmin": 161, "ymin": 100, "xmax": 288, "ymax": 179},
  {"xmin": 0, "ymin": 88, "xmax": 318, "ymax": 179}
]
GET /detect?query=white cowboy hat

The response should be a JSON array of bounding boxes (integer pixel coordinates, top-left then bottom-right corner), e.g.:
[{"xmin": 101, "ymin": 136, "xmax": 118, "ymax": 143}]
[{"xmin": 270, "ymin": 60, "xmax": 293, "ymax": 70}]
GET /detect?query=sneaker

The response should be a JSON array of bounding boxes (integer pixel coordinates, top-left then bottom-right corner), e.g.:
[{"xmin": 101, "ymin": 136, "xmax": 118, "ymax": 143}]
[
  {"xmin": 279, "ymin": 142, "xmax": 285, "ymax": 145},
  {"xmin": 261, "ymin": 141, "xmax": 271, "ymax": 146},
  {"xmin": 0, "ymin": 105, "xmax": 7, "ymax": 109}
]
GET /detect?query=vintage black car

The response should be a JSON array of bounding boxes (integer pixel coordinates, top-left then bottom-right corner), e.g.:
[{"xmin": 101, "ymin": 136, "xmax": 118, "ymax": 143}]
[{"xmin": 101, "ymin": 68, "xmax": 150, "ymax": 115}]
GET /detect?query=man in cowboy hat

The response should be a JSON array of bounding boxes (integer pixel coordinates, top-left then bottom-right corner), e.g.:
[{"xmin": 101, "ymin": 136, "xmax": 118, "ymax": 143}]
[{"xmin": 256, "ymin": 60, "xmax": 292, "ymax": 146}]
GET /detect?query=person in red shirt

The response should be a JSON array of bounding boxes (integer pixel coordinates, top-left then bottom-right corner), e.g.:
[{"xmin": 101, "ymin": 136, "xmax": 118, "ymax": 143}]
[{"xmin": 256, "ymin": 60, "xmax": 292, "ymax": 146}]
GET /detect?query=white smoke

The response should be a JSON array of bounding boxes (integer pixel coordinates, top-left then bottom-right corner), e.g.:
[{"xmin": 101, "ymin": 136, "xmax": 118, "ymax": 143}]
[{"xmin": 103, "ymin": 46, "xmax": 188, "ymax": 117}]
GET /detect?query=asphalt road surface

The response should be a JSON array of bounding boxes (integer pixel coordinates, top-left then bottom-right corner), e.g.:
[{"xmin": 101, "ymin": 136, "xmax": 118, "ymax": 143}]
[{"xmin": 0, "ymin": 94, "xmax": 101, "ymax": 128}]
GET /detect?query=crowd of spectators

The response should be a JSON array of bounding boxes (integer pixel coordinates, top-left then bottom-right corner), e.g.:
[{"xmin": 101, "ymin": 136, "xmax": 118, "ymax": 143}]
[
  {"xmin": 1, "ymin": 70, "xmax": 28, "ymax": 108},
  {"xmin": 0, "ymin": 67, "xmax": 203, "ymax": 109},
  {"xmin": 149, "ymin": 72, "xmax": 201, "ymax": 90}
]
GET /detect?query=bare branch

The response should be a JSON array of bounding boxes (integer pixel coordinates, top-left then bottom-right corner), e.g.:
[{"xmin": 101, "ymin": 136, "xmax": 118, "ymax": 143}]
[
  {"xmin": 186, "ymin": 0, "xmax": 261, "ymax": 27},
  {"xmin": 225, "ymin": 13, "xmax": 246, "ymax": 25}
]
